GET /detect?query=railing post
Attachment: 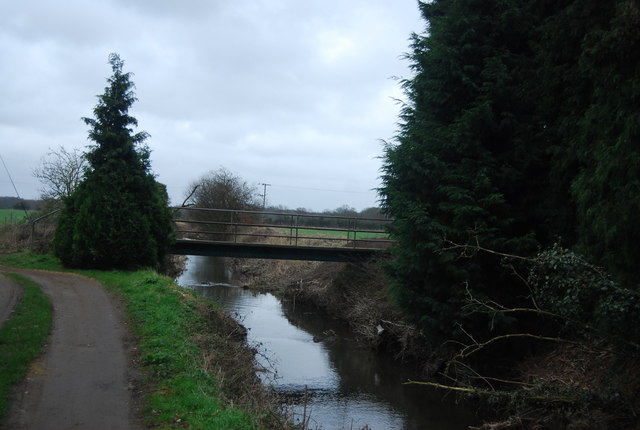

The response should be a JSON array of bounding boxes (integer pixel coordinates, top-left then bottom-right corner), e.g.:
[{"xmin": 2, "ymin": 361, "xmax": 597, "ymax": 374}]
[
  {"xmin": 289, "ymin": 214, "xmax": 294, "ymax": 245},
  {"xmin": 233, "ymin": 210, "xmax": 237, "ymax": 243},
  {"xmin": 353, "ymin": 217, "xmax": 358, "ymax": 248}
]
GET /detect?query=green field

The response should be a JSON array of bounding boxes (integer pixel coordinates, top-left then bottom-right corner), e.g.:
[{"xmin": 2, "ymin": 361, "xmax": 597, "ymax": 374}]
[
  {"xmin": 0, "ymin": 210, "xmax": 33, "ymax": 224},
  {"xmin": 276, "ymin": 227, "xmax": 389, "ymax": 239}
]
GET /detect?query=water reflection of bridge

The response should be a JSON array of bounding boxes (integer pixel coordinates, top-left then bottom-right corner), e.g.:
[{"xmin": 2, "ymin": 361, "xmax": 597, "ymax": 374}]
[{"xmin": 168, "ymin": 207, "xmax": 393, "ymax": 262}]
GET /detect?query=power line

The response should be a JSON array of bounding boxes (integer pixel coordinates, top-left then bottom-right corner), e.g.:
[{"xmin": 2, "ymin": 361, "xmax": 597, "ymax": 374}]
[
  {"xmin": 271, "ymin": 183, "xmax": 375, "ymax": 194},
  {"xmin": 0, "ymin": 153, "xmax": 29, "ymax": 217},
  {"xmin": 260, "ymin": 183, "xmax": 271, "ymax": 208}
]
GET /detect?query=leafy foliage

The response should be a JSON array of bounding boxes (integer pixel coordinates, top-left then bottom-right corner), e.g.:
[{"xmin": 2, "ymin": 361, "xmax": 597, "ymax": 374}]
[
  {"xmin": 380, "ymin": 0, "xmax": 542, "ymax": 342},
  {"xmin": 423, "ymin": 246, "xmax": 640, "ymax": 427},
  {"xmin": 565, "ymin": 1, "xmax": 640, "ymax": 285},
  {"xmin": 529, "ymin": 246, "xmax": 640, "ymax": 346},
  {"xmin": 380, "ymin": 0, "xmax": 640, "ymax": 344},
  {"xmin": 54, "ymin": 54, "xmax": 173, "ymax": 270}
]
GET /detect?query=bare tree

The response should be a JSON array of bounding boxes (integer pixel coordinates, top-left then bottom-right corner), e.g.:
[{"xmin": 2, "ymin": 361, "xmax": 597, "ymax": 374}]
[
  {"xmin": 187, "ymin": 167, "xmax": 259, "ymax": 210},
  {"xmin": 33, "ymin": 146, "xmax": 87, "ymax": 201},
  {"xmin": 176, "ymin": 167, "xmax": 260, "ymax": 241}
]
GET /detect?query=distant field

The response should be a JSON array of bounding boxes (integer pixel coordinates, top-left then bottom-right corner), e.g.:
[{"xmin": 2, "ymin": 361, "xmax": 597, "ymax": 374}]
[
  {"xmin": 275, "ymin": 227, "xmax": 389, "ymax": 239},
  {"xmin": 0, "ymin": 209, "xmax": 33, "ymax": 224}
]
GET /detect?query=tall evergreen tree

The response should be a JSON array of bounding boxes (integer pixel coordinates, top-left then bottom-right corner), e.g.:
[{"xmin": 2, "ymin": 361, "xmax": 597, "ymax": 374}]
[
  {"xmin": 381, "ymin": 0, "xmax": 640, "ymax": 344},
  {"xmin": 568, "ymin": 0, "xmax": 640, "ymax": 285},
  {"xmin": 531, "ymin": 0, "xmax": 640, "ymax": 285},
  {"xmin": 380, "ymin": 0, "xmax": 544, "ymax": 342},
  {"xmin": 55, "ymin": 54, "xmax": 173, "ymax": 270}
]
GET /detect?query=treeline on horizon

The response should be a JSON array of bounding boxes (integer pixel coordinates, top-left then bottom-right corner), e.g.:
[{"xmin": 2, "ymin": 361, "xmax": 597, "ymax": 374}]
[{"xmin": 0, "ymin": 197, "xmax": 43, "ymax": 211}]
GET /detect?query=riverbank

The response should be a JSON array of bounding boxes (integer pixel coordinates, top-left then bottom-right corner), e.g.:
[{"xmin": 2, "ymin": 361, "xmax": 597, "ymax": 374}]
[
  {"xmin": 0, "ymin": 252, "xmax": 292, "ymax": 429},
  {"xmin": 231, "ymin": 255, "xmax": 435, "ymax": 366},
  {"xmin": 230, "ymin": 254, "xmax": 640, "ymax": 430}
]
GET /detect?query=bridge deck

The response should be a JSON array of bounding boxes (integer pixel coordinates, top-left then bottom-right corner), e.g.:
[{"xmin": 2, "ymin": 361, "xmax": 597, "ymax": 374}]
[{"xmin": 169, "ymin": 239, "xmax": 381, "ymax": 262}]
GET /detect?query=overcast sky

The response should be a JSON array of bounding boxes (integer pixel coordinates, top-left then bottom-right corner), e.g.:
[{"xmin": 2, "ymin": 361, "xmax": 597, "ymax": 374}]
[{"xmin": 1, "ymin": 1, "xmax": 422, "ymax": 212}]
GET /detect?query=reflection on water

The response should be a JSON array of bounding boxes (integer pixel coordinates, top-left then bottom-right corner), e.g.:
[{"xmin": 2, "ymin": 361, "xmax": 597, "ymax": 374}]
[{"xmin": 177, "ymin": 256, "xmax": 477, "ymax": 430}]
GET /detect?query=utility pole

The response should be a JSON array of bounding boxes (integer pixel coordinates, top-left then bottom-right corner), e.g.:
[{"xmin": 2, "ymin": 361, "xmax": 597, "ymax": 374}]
[{"xmin": 260, "ymin": 183, "xmax": 271, "ymax": 209}]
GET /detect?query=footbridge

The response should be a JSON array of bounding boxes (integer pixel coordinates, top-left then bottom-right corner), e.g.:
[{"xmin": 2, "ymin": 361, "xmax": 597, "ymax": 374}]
[{"xmin": 169, "ymin": 207, "xmax": 393, "ymax": 262}]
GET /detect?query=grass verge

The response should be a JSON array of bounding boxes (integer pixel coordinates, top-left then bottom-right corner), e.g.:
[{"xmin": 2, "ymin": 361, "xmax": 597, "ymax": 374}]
[
  {"xmin": 0, "ymin": 273, "xmax": 52, "ymax": 419},
  {"xmin": 0, "ymin": 252, "xmax": 287, "ymax": 429}
]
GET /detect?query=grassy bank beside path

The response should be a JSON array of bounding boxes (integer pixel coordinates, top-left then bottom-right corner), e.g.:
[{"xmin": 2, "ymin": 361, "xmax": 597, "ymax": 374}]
[
  {"xmin": 0, "ymin": 252, "xmax": 281, "ymax": 429},
  {"xmin": 0, "ymin": 273, "xmax": 52, "ymax": 419}
]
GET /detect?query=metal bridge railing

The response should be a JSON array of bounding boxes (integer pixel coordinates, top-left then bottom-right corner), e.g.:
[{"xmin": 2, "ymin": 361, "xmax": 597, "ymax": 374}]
[{"xmin": 172, "ymin": 207, "xmax": 394, "ymax": 250}]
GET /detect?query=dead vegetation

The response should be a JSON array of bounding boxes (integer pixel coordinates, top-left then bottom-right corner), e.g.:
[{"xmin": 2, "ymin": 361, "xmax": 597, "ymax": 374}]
[
  {"xmin": 469, "ymin": 347, "xmax": 640, "ymax": 430},
  {"xmin": 0, "ymin": 220, "xmax": 55, "ymax": 254},
  {"xmin": 230, "ymin": 228, "xmax": 431, "ymax": 364}
]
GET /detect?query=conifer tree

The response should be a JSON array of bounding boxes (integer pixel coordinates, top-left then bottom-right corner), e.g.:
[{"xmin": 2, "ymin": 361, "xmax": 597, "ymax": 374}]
[
  {"xmin": 531, "ymin": 0, "xmax": 640, "ymax": 285},
  {"xmin": 55, "ymin": 54, "xmax": 173, "ymax": 269},
  {"xmin": 566, "ymin": 1, "xmax": 640, "ymax": 285},
  {"xmin": 381, "ymin": 0, "xmax": 640, "ymax": 343},
  {"xmin": 380, "ymin": 0, "xmax": 543, "ymax": 341}
]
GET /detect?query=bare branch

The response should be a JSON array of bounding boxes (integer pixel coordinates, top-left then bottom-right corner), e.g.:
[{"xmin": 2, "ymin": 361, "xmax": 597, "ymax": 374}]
[
  {"xmin": 440, "ymin": 237, "xmax": 535, "ymax": 262},
  {"xmin": 403, "ymin": 380, "xmax": 578, "ymax": 404},
  {"xmin": 178, "ymin": 185, "xmax": 199, "ymax": 208},
  {"xmin": 32, "ymin": 146, "xmax": 87, "ymax": 201}
]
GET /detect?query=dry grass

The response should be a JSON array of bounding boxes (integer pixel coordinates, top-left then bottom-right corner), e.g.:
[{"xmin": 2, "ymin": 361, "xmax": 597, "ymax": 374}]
[
  {"xmin": 231, "ymin": 227, "xmax": 335, "ymax": 291},
  {"xmin": 0, "ymin": 222, "xmax": 55, "ymax": 254}
]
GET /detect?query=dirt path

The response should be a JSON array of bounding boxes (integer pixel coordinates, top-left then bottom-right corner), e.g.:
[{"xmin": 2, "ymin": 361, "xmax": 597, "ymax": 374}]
[{"xmin": 0, "ymin": 267, "xmax": 143, "ymax": 430}]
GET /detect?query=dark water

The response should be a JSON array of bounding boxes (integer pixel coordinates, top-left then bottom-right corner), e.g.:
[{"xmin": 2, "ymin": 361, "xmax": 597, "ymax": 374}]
[{"xmin": 177, "ymin": 256, "xmax": 478, "ymax": 430}]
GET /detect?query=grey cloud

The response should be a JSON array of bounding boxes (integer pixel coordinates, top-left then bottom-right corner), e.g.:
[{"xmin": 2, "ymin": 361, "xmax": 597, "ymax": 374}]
[{"xmin": 0, "ymin": 1, "xmax": 422, "ymax": 211}]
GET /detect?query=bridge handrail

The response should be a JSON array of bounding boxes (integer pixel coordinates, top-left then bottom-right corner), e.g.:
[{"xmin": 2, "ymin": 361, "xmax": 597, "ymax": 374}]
[
  {"xmin": 172, "ymin": 218, "xmax": 389, "ymax": 235},
  {"xmin": 171, "ymin": 207, "xmax": 393, "ymax": 249},
  {"xmin": 172, "ymin": 206, "xmax": 391, "ymax": 222}
]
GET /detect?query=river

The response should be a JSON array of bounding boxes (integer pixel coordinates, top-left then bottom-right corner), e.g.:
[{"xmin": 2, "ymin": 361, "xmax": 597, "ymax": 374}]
[{"xmin": 177, "ymin": 255, "xmax": 478, "ymax": 430}]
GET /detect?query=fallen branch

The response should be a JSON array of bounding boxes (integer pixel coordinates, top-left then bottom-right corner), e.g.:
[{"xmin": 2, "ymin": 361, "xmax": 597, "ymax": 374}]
[
  {"xmin": 404, "ymin": 380, "xmax": 578, "ymax": 404},
  {"xmin": 454, "ymin": 333, "xmax": 583, "ymax": 362},
  {"xmin": 440, "ymin": 237, "xmax": 535, "ymax": 262}
]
